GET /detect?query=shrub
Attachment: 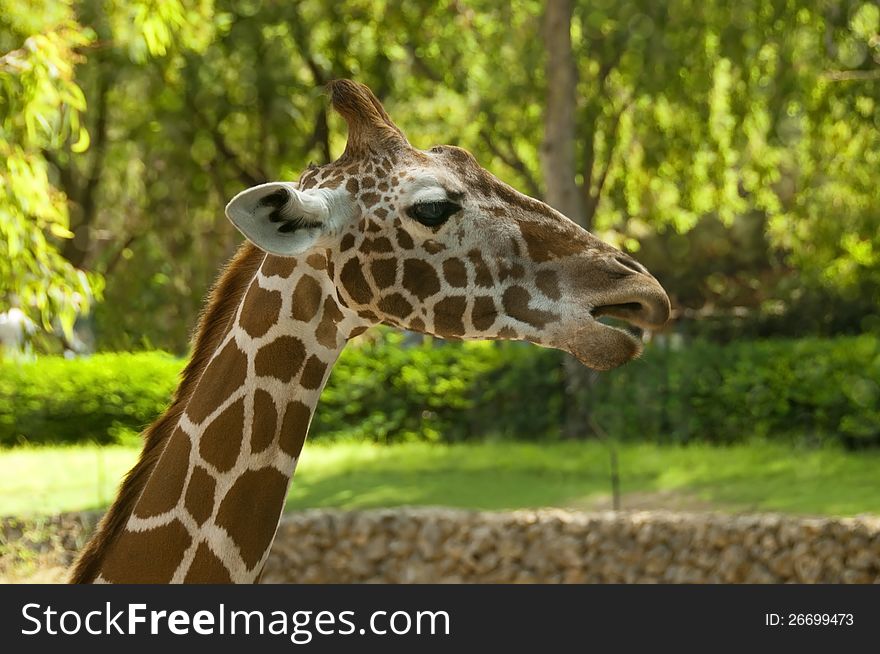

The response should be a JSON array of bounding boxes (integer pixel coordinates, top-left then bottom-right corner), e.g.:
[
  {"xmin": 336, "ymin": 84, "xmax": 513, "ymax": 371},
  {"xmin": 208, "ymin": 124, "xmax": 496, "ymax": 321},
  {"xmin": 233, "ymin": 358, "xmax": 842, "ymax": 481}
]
[
  {"xmin": 315, "ymin": 333, "xmax": 564, "ymax": 443},
  {"xmin": 586, "ymin": 335, "xmax": 880, "ymax": 447},
  {"xmin": 0, "ymin": 333, "xmax": 877, "ymax": 447},
  {"xmin": 0, "ymin": 352, "xmax": 180, "ymax": 446}
]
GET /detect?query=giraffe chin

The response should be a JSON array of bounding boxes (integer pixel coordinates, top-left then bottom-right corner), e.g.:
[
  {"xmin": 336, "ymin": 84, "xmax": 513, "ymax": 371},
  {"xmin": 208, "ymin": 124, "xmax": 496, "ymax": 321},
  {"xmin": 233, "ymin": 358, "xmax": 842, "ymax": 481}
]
[{"xmin": 561, "ymin": 319, "xmax": 643, "ymax": 371}]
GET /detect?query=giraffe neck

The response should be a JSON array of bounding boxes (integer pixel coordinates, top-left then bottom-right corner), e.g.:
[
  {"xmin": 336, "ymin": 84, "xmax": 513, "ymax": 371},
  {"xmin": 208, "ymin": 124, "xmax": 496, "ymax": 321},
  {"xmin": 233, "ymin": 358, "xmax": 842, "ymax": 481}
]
[{"xmin": 93, "ymin": 251, "xmax": 364, "ymax": 583}]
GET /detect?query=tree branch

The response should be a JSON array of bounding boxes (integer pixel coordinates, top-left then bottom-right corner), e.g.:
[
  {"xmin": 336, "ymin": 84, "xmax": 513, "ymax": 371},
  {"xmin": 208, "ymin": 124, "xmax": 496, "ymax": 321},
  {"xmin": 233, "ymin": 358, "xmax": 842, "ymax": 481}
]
[
  {"xmin": 184, "ymin": 90, "xmax": 267, "ymax": 187},
  {"xmin": 302, "ymin": 105, "xmax": 331, "ymax": 164},
  {"xmin": 479, "ymin": 128, "xmax": 543, "ymax": 199},
  {"xmin": 100, "ymin": 232, "xmax": 140, "ymax": 277},
  {"xmin": 583, "ymin": 101, "xmax": 630, "ymax": 224},
  {"xmin": 79, "ymin": 64, "xmax": 112, "ymax": 222},
  {"xmin": 405, "ymin": 42, "xmax": 444, "ymax": 83},
  {"xmin": 42, "ymin": 148, "xmax": 76, "ymax": 200},
  {"xmin": 287, "ymin": 6, "xmax": 328, "ymax": 85}
]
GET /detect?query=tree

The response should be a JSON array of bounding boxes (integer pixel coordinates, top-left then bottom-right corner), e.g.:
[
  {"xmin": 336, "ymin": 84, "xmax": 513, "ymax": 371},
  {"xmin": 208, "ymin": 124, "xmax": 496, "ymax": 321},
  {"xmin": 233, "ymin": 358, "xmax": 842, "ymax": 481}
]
[
  {"xmin": 6, "ymin": 0, "xmax": 879, "ymax": 353},
  {"xmin": 0, "ymin": 1, "xmax": 97, "ymax": 342}
]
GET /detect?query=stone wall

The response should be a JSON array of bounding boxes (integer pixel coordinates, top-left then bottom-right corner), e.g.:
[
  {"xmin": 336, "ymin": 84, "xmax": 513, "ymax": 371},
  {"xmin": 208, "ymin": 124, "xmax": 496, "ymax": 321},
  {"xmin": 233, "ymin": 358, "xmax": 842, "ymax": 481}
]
[
  {"xmin": 262, "ymin": 508, "xmax": 880, "ymax": 583},
  {"xmin": 3, "ymin": 509, "xmax": 878, "ymax": 583}
]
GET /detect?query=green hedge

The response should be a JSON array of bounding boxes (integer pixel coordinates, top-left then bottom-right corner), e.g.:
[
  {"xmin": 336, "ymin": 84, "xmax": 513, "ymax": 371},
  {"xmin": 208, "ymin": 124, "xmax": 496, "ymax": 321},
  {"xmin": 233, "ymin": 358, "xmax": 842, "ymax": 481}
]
[
  {"xmin": 587, "ymin": 335, "xmax": 880, "ymax": 447},
  {"xmin": 316, "ymin": 334, "xmax": 563, "ymax": 443},
  {"xmin": 1, "ymin": 334, "xmax": 878, "ymax": 447},
  {"xmin": 0, "ymin": 352, "xmax": 181, "ymax": 446}
]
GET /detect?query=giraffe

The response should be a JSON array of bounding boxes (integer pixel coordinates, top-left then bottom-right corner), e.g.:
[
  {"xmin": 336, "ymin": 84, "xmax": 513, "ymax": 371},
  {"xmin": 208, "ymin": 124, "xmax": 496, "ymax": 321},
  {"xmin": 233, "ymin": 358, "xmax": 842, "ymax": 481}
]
[{"xmin": 70, "ymin": 80, "xmax": 670, "ymax": 583}]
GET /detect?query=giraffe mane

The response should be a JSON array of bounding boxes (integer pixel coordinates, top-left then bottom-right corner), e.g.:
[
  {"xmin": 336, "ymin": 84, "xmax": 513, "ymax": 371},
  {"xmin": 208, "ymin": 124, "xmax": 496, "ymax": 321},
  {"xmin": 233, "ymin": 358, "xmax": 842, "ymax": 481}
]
[{"xmin": 69, "ymin": 242, "xmax": 265, "ymax": 583}]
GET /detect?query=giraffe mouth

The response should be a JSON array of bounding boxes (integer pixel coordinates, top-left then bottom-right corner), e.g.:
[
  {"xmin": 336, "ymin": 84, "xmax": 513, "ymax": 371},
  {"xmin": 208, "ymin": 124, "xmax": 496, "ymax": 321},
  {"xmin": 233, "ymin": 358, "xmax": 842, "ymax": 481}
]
[
  {"xmin": 563, "ymin": 317, "xmax": 643, "ymax": 371},
  {"xmin": 562, "ymin": 299, "xmax": 666, "ymax": 370},
  {"xmin": 591, "ymin": 298, "xmax": 669, "ymax": 330}
]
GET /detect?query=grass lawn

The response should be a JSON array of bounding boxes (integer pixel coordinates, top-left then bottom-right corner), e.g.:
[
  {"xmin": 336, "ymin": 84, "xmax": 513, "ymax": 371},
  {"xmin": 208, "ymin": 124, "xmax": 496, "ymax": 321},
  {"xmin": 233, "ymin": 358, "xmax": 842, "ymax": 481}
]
[{"xmin": 0, "ymin": 440, "xmax": 877, "ymax": 517}]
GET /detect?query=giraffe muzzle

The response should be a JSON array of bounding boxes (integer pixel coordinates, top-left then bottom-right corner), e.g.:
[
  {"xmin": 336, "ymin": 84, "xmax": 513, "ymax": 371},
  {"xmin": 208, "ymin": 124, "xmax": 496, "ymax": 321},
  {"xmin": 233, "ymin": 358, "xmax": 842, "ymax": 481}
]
[
  {"xmin": 559, "ymin": 273, "xmax": 671, "ymax": 370},
  {"xmin": 590, "ymin": 280, "xmax": 671, "ymax": 330}
]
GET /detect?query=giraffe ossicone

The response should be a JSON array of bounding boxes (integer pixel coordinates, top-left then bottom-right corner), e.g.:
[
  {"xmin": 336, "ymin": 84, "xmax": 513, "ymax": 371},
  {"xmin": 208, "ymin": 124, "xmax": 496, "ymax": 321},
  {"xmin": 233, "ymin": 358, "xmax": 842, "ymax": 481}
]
[{"xmin": 71, "ymin": 79, "xmax": 670, "ymax": 584}]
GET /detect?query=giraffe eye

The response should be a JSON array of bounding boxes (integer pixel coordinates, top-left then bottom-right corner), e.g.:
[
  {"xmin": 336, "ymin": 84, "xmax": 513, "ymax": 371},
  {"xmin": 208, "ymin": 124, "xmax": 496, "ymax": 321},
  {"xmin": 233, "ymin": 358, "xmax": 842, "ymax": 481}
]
[{"xmin": 407, "ymin": 200, "xmax": 461, "ymax": 227}]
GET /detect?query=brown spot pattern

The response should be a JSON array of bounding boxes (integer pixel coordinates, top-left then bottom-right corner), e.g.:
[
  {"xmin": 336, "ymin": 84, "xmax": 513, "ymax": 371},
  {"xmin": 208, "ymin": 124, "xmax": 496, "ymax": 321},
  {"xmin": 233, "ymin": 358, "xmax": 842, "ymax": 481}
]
[
  {"xmin": 362, "ymin": 192, "xmax": 381, "ymax": 207},
  {"xmin": 396, "ymin": 228, "xmax": 414, "ymax": 249},
  {"xmin": 184, "ymin": 466, "xmax": 216, "ymax": 526},
  {"xmin": 279, "ymin": 401, "xmax": 312, "ymax": 458},
  {"xmin": 187, "ymin": 341, "xmax": 247, "ymax": 424},
  {"xmin": 101, "ymin": 520, "xmax": 191, "ymax": 583},
  {"xmin": 498, "ymin": 261, "xmax": 525, "ymax": 281},
  {"xmin": 472, "ymin": 297, "xmax": 497, "ymax": 331},
  {"xmin": 510, "ymin": 237, "xmax": 522, "ymax": 256},
  {"xmin": 261, "ymin": 255, "xmax": 296, "ymax": 278},
  {"xmin": 424, "ymin": 240, "xmax": 445, "ymax": 254},
  {"xmin": 536, "ymin": 269, "xmax": 562, "ymax": 300},
  {"xmin": 434, "ymin": 296, "xmax": 467, "ymax": 336},
  {"xmin": 502, "ymin": 286, "xmax": 560, "ymax": 329},
  {"xmin": 306, "ymin": 253, "xmax": 327, "ymax": 270},
  {"xmin": 239, "ymin": 283, "xmax": 281, "ymax": 338},
  {"xmin": 518, "ymin": 220, "xmax": 586, "ymax": 262},
  {"xmin": 134, "ymin": 429, "xmax": 190, "ymax": 518},
  {"xmin": 370, "ymin": 258, "xmax": 397, "ymax": 289},
  {"xmin": 290, "ymin": 275, "xmax": 323, "ymax": 322},
  {"xmin": 359, "ymin": 237, "xmax": 393, "ymax": 254},
  {"xmin": 300, "ymin": 355, "xmax": 328, "ymax": 390},
  {"xmin": 183, "ymin": 543, "xmax": 231, "ymax": 583},
  {"xmin": 378, "ymin": 293, "xmax": 413, "ymax": 319},
  {"xmin": 340, "ymin": 233, "xmax": 356, "ymax": 252},
  {"xmin": 199, "ymin": 397, "xmax": 244, "ymax": 473},
  {"xmin": 315, "ymin": 297, "xmax": 345, "ymax": 349},
  {"xmin": 402, "ymin": 259, "xmax": 441, "ymax": 299},
  {"xmin": 255, "ymin": 335, "xmax": 306, "ymax": 382},
  {"xmin": 467, "ymin": 250, "xmax": 494, "ymax": 287},
  {"xmin": 215, "ymin": 468, "xmax": 290, "ymax": 569},
  {"xmin": 340, "ymin": 259, "xmax": 374, "ymax": 305},
  {"xmin": 251, "ymin": 389, "xmax": 277, "ymax": 453},
  {"xmin": 442, "ymin": 258, "xmax": 468, "ymax": 287}
]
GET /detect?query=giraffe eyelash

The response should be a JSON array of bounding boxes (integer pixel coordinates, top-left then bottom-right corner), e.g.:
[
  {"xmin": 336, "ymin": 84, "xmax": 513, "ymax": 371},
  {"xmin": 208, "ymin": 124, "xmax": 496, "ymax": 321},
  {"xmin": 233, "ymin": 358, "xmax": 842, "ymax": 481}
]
[{"xmin": 407, "ymin": 200, "xmax": 461, "ymax": 227}]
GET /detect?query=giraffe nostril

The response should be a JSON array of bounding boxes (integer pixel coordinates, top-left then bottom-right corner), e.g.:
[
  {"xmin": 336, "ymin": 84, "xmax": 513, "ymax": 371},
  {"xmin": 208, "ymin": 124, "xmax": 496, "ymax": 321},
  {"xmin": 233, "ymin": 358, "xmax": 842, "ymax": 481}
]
[{"xmin": 611, "ymin": 254, "xmax": 648, "ymax": 277}]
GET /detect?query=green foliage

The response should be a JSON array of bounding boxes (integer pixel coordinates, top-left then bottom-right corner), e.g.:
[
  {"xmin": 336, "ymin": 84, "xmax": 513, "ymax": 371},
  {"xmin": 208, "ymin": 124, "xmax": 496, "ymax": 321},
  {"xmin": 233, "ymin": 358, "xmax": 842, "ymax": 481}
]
[
  {"xmin": 0, "ymin": 2, "xmax": 98, "ymax": 337},
  {"xmin": 2, "ymin": 335, "xmax": 877, "ymax": 448},
  {"xmin": 0, "ymin": 0, "xmax": 213, "ymax": 344},
  {"xmin": 0, "ymin": 351, "xmax": 179, "ymax": 445},
  {"xmin": 0, "ymin": 332, "xmax": 561, "ymax": 446},
  {"xmin": 315, "ymin": 332, "xmax": 564, "ymax": 443},
  {"xmin": 3, "ymin": 0, "xmax": 879, "ymax": 349},
  {"xmin": 588, "ymin": 335, "xmax": 880, "ymax": 447}
]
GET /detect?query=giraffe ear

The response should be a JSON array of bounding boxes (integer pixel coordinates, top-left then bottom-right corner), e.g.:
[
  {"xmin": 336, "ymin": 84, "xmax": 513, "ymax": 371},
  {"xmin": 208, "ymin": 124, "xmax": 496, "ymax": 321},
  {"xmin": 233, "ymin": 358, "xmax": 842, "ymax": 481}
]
[{"xmin": 225, "ymin": 182, "xmax": 349, "ymax": 256}]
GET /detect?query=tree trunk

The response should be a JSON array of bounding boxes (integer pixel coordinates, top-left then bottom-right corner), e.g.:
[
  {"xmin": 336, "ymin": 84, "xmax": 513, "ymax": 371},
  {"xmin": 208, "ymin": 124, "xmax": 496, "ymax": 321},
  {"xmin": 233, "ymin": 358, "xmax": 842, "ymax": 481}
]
[
  {"xmin": 540, "ymin": 0, "xmax": 585, "ymax": 223},
  {"xmin": 540, "ymin": 0, "xmax": 597, "ymax": 439}
]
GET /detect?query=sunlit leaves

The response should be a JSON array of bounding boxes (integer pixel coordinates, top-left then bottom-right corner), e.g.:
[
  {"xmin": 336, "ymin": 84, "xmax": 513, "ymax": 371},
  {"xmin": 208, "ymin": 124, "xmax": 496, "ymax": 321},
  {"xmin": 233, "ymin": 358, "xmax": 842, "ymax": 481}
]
[
  {"xmin": 0, "ymin": 0, "xmax": 215, "ymax": 348},
  {"xmin": 0, "ymin": 4, "xmax": 95, "ymax": 340},
  {"xmin": 108, "ymin": 0, "xmax": 215, "ymax": 62}
]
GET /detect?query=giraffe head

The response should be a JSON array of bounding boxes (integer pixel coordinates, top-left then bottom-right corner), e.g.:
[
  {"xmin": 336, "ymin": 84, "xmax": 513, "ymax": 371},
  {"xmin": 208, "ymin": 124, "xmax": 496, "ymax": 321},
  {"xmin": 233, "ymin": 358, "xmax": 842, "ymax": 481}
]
[{"xmin": 226, "ymin": 80, "xmax": 670, "ymax": 370}]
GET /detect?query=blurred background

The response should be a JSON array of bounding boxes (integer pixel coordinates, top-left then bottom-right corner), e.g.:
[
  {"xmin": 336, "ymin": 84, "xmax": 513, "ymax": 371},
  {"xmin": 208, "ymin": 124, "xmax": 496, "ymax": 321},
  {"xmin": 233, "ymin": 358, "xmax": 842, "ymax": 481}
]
[{"xmin": 1, "ymin": 0, "xmax": 879, "ymax": 581}]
